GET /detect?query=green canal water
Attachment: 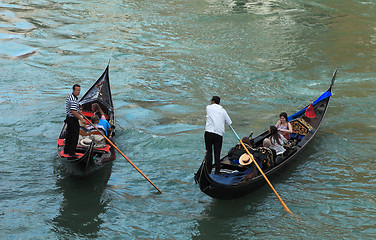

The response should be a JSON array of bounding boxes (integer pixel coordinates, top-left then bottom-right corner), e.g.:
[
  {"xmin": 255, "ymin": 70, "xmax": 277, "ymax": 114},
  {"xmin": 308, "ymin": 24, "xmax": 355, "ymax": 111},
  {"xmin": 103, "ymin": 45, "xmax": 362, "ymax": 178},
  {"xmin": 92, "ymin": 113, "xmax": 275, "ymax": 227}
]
[{"xmin": 0, "ymin": 0, "xmax": 375, "ymax": 239}]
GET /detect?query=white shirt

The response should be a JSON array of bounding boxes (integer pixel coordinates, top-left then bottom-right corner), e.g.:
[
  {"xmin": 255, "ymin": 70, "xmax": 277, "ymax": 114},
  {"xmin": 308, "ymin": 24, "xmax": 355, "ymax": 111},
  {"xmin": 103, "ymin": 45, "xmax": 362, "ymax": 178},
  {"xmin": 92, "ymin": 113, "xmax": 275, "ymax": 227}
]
[
  {"xmin": 269, "ymin": 133, "xmax": 287, "ymax": 155},
  {"xmin": 205, "ymin": 104, "xmax": 232, "ymax": 136}
]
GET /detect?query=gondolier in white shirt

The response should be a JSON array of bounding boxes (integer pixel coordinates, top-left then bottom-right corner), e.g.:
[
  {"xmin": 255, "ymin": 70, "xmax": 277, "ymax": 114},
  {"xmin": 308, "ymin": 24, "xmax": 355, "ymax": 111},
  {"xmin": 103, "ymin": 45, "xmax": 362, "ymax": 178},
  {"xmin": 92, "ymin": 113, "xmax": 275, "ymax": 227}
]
[
  {"xmin": 205, "ymin": 96, "xmax": 232, "ymax": 174},
  {"xmin": 64, "ymin": 84, "xmax": 86, "ymax": 157}
]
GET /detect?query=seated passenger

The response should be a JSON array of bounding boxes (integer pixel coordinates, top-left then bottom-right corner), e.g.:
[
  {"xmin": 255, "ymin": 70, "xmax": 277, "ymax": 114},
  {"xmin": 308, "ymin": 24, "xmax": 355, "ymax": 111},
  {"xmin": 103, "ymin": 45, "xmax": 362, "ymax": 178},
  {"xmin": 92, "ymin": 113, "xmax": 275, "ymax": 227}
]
[
  {"xmin": 268, "ymin": 126, "xmax": 287, "ymax": 157},
  {"xmin": 87, "ymin": 115, "xmax": 106, "ymax": 134},
  {"xmin": 92, "ymin": 103, "xmax": 107, "ymax": 120},
  {"xmin": 239, "ymin": 153, "xmax": 260, "ymax": 180},
  {"xmin": 95, "ymin": 112, "xmax": 111, "ymax": 136},
  {"xmin": 263, "ymin": 138, "xmax": 277, "ymax": 161},
  {"xmin": 275, "ymin": 112, "xmax": 293, "ymax": 140},
  {"xmin": 78, "ymin": 106, "xmax": 89, "ymax": 128},
  {"xmin": 227, "ymin": 137, "xmax": 254, "ymax": 162}
]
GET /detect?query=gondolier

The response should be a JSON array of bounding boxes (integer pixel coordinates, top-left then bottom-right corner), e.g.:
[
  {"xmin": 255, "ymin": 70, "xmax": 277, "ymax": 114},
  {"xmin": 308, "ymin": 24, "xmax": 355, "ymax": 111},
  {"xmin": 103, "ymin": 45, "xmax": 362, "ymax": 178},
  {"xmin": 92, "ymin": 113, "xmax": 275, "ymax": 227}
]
[
  {"xmin": 64, "ymin": 84, "xmax": 86, "ymax": 157},
  {"xmin": 204, "ymin": 96, "xmax": 232, "ymax": 175}
]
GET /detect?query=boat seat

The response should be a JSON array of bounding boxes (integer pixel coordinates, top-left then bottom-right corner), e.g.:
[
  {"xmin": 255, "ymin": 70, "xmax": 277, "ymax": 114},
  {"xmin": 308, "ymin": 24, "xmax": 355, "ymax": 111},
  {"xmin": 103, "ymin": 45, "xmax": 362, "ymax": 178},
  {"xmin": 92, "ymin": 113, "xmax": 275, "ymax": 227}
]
[
  {"xmin": 76, "ymin": 144, "xmax": 111, "ymax": 153},
  {"xmin": 58, "ymin": 138, "xmax": 110, "ymax": 152},
  {"xmin": 290, "ymin": 118, "xmax": 313, "ymax": 137},
  {"xmin": 79, "ymin": 127, "xmax": 106, "ymax": 137},
  {"xmin": 289, "ymin": 133, "xmax": 305, "ymax": 140},
  {"xmin": 221, "ymin": 156, "xmax": 249, "ymax": 171}
]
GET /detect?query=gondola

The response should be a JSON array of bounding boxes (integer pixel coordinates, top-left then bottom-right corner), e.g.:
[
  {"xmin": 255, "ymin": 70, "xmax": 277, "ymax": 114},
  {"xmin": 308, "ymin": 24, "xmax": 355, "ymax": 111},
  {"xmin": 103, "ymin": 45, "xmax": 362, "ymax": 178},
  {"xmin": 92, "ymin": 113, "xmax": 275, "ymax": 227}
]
[
  {"xmin": 195, "ymin": 70, "xmax": 337, "ymax": 200},
  {"xmin": 57, "ymin": 65, "xmax": 116, "ymax": 177}
]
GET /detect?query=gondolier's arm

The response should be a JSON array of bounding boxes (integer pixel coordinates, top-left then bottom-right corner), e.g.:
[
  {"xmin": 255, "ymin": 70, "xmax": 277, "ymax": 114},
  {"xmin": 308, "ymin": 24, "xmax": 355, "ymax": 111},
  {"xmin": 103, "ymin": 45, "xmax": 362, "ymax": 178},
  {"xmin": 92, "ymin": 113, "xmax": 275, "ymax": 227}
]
[{"xmin": 72, "ymin": 110, "xmax": 86, "ymax": 124}]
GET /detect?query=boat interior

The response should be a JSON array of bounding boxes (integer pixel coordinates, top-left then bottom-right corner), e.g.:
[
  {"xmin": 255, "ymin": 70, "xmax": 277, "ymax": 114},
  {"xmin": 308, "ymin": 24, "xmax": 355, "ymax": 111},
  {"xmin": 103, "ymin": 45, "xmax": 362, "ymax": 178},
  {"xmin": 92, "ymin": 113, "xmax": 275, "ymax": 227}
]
[
  {"xmin": 218, "ymin": 115, "xmax": 316, "ymax": 179},
  {"xmin": 58, "ymin": 101, "xmax": 115, "ymax": 159}
]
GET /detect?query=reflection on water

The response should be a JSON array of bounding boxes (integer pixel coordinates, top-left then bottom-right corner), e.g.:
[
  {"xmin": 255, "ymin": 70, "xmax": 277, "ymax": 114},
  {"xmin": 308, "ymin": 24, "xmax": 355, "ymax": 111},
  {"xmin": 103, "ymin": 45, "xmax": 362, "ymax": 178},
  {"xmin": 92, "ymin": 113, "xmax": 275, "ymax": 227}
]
[
  {"xmin": 192, "ymin": 200, "xmax": 253, "ymax": 239},
  {"xmin": 192, "ymin": 187, "xmax": 285, "ymax": 239},
  {"xmin": 52, "ymin": 164, "xmax": 112, "ymax": 238}
]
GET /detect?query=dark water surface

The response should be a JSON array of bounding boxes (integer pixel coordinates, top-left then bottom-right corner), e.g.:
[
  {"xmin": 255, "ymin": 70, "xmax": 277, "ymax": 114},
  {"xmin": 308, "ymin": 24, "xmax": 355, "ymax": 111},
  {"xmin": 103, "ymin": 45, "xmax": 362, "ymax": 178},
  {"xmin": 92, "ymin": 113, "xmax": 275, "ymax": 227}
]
[{"xmin": 1, "ymin": 0, "xmax": 375, "ymax": 239}]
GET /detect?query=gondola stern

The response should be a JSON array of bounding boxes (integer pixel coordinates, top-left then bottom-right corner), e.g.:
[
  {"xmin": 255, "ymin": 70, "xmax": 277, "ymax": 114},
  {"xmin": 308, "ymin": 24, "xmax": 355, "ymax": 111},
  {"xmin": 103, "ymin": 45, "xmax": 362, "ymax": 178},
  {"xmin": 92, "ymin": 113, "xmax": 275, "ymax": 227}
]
[{"xmin": 194, "ymin": 158, "xmax": 213, "ymax": 188}]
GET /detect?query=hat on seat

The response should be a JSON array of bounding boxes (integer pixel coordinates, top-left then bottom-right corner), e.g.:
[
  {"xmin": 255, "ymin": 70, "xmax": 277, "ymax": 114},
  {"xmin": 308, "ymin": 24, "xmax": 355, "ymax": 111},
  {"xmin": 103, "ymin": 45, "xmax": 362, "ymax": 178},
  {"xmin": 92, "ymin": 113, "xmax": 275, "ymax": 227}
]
[
  {"xmin": 239, "ymin": 153, "xmax": 253, "ymax": 165},
  {"xmin": 80, "ymin": 138, "xmax": 92, "ymax": 147}
]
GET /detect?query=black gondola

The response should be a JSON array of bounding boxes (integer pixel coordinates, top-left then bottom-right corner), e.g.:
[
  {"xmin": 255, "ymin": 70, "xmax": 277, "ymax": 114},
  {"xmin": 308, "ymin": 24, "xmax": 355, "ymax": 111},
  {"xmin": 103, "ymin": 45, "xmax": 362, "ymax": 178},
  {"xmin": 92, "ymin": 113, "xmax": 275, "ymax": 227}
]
[
  {"xmin": 57, "ymin": 65, "xmax": 116, "ymax": 177},
  {"xmin": 195, "ymin": 70, "xmax": 337, "ymax": 200}
]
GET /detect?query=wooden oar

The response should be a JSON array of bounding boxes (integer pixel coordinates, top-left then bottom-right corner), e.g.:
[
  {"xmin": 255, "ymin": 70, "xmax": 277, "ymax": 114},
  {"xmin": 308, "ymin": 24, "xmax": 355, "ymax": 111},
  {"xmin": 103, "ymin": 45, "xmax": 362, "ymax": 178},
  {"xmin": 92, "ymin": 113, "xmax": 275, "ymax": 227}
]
[
  {"xmin": 82, "ymin": 115, "xmax": 163, "ymax": 194},
  {"xmin": 229, "ymin": 125, "xmax": 294, "ymax": 216}
]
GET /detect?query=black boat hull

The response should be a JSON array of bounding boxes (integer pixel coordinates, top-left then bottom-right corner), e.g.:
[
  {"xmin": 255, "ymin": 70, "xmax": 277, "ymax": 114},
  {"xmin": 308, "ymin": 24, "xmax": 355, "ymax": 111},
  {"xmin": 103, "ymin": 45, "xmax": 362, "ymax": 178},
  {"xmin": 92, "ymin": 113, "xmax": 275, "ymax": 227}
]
[
  {"xmin": 197, "ymin": 139, "xmax": 315, "ymax": 199},
  {"xmin": 58, "ymin": 143, "xmax": 115, "ymax": 177}
]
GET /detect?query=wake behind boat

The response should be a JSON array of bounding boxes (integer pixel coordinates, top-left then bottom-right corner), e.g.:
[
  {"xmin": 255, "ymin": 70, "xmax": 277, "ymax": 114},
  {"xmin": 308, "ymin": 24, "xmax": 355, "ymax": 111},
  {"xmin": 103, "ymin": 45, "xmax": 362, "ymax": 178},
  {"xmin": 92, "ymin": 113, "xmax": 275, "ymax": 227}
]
[
  {"xmin": 57, "ymin": 65, "xmax": 116, "ymax": 177},
  {"xmin": 195, "ymin": 70, "xmax": 337, "ymax": 200}
]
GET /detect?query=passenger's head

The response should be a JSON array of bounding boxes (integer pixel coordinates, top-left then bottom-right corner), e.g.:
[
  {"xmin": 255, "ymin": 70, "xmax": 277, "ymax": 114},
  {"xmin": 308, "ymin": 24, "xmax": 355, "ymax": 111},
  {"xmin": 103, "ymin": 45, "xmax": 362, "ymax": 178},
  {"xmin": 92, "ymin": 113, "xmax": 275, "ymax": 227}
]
[
  {"xmin": 269, "ymin": 125, "xmax": 282, "ymax": 145},
  {"xmin": 263, "ymin": 138, "xmax": 271, "ymax": 148},
  {"xmin": 92, "ymin": 103, "xmax": 100, "ymax": 112},
  {"xmin": 269, "ymin": 125, "xmax": 278, "ymax": 135},
  {"xmin": 279, "ymin": 112, "xmax": 288, "ymax": 123},
  {"xmin": 91, "ymin": 115, "xmax": 99, "ymax": 124},
  {"xmin": 95, "ymin": 111, "xmax": 102, "ymax": 118},
  {"xmin": 242, "ymin": 137, "xmax": 251, "ymax": 146},
  {"xmin": 211, "ymin": 96, "xmax": 220, "ymax": 104}
]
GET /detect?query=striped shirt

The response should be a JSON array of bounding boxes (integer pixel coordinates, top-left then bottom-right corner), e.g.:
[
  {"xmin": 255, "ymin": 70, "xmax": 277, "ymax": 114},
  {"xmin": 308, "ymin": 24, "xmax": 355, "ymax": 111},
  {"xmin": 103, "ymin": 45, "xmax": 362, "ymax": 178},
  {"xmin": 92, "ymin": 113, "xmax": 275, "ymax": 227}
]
[{"xmin": 66, "ymin": 93, "xmax": 79, "ymax": 117}]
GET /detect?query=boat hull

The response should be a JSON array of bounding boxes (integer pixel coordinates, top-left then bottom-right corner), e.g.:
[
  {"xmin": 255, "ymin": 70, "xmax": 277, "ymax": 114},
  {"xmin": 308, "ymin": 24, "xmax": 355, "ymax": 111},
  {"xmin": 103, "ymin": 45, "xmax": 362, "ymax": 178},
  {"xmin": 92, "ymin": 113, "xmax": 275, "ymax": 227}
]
[{"xmin": 58, "ymin": 143, "xmax": 115, "ymax": 177}]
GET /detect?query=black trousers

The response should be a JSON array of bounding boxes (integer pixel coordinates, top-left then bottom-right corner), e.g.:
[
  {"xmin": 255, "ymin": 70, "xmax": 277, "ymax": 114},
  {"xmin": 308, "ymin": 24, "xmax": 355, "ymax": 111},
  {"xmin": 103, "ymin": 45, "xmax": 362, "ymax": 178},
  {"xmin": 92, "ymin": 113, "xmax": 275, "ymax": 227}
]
[
  {"xmin": 64, "ymin": 116, "xmax": 79, "ymax": 155},
  {"xmin": 204, "ymin": 131, "xmax": 223, "ymax": 174}
]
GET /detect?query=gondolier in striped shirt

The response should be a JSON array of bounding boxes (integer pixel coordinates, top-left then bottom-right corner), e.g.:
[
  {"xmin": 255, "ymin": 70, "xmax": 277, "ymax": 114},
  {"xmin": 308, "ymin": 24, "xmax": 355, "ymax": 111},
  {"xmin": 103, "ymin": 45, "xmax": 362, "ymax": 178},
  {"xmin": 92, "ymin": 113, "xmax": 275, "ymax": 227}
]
[
  {"xmin": 205, "ymin": 96, "xmax": 232, "ymax": 175},
  {"xmin": 64, "ymin": 84, "xmax": 86, "ymax": 157}
]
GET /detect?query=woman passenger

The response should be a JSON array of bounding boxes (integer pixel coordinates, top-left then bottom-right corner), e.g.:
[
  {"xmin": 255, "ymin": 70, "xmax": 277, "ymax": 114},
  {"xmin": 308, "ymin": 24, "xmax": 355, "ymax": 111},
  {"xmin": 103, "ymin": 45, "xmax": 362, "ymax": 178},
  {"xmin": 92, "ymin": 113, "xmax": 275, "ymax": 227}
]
[
  {"xmin": 92, "ymin": 103, "xmax": 106, "ymax": 120},
  {"xmin": 268, "ymin": 126, "xmax": 287, "ymax": 156},
  {"xmin": 275, "ymin": 112, "xmax": 293, "ymax": 140}
]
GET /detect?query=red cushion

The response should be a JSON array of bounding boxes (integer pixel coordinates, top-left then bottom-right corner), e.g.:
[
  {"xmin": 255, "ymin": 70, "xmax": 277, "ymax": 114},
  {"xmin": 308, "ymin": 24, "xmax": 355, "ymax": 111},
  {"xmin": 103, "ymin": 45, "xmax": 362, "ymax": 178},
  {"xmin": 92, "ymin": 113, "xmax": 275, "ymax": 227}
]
[
  {"xmin": 59, "ymin": 150, "xmax": 84, "ymax": 158},
  {"xmin": 58, "ymin": 138, "xmax": 65, "ymax": 146},
  {"xmin": 82, "ymin": 111, "xmax": 108, "ymax": 120}
]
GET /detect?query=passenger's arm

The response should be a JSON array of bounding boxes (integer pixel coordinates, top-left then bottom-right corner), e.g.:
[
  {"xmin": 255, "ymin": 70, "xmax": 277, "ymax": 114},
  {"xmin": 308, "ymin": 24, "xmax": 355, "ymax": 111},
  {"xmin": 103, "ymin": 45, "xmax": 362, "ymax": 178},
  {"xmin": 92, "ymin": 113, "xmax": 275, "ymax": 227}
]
[{"xmin": 286, "ymin": 122, "xmax": 293, "ymax": 133}]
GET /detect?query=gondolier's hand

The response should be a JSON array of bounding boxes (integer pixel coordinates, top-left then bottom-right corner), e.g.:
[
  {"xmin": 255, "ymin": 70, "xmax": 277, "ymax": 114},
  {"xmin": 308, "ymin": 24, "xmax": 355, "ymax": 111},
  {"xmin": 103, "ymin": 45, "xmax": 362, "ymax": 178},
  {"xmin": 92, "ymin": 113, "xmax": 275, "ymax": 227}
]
[
  {"xmin": 77, "ymin": 112, "xmax": 87, "ymax": 125},
  {"xmin": 80, "ymin": 117, "xmax": 87, "ymax": 125}
]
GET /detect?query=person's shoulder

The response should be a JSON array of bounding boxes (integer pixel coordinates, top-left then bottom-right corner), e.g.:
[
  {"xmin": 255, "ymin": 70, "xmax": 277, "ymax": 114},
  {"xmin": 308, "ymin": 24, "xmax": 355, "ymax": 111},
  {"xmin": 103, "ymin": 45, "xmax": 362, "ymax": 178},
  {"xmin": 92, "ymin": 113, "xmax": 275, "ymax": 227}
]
[
  {"xmin": 206, "ymin": 104, "xmax": 217, "ymax": 110},
  {"xmin": 212, "ymin": 103, "xmax": 223, "ymax": 109},
  {"xmin": 67, "ymin": 93, "xmax": 78, "ymax": 100},
  {"xmin": 99, "ymin": 119, "xmax": 110, "ymax": 125}
]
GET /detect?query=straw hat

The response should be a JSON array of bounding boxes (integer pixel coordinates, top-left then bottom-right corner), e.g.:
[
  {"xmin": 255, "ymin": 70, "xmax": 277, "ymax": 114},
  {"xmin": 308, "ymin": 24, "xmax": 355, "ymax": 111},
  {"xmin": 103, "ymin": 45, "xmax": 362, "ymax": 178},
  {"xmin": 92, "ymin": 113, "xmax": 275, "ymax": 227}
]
[
  {"xmin": 239, "ymin": 153, "xmax": 253, "ymax": 166},
  {"xmin": 80, "ymin": 138, "xmax": 93, "ymax": 147}
]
